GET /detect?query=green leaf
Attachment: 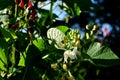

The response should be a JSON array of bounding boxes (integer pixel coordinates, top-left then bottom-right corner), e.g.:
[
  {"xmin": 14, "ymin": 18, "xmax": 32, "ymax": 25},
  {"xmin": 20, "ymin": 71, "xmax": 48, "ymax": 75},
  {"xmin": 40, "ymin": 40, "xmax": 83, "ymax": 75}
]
[
  {"xmin": 18, "ymin": 50, "xmax": 26, "ymax": 67},
  {"xmin": 9, "ymin": 29, "xmax": 17, "ymax": 39},
  {"xmin": 0, "ymin": 77, "xmax": 4, "ymax": 80},
  {"xmin": 18, "ymin": 44, "xmax": 29, "ymax": 67},
  {"xmin": 86, "ymin": 42, "xmax": 120, "ymax": 67},
  {"xmin": 0, "ymin": 39, "xmax": 8, "ymax": 71},
  {"xmin": 0, "ymin": 27, "xmax": 17, "ymax": 44},
  {"xmin": 56, "ymin": 26, "xmax": 69, "ymax": 34},
  {"xmin": 74, "ymin": 3, "xmax": 81, "ymax": 16},
  {"xmin": 9, "ymin": 44, "xmax": 16, "ymax": 67},
  {"xmin": 0, "ymin": 0, "xmax": 14, "ymax": 10},
  {"xmin": 92, "ymin": 59, "xmax": 120, "ymax": 67},
  {"xmin": 63, "ymin": 0, "xmax": 93, "ymax": 12},
  {"xmin": 0, "ymin": 27, "xmax": 13, "ymax": 42},
  {"xmin": 33, "ymin": 38, "xmax": 45, "ymax": 51},
  {"xmin": 87, "ymin": 42, "xmax": 119, "ymax": 59},
  {"xmin": 18, "ymin": 43, "xmax": 42, "ymax": 67},
  {"xmin": 0, "ymin": 48, "xmax": 7, "ymax": 71}
]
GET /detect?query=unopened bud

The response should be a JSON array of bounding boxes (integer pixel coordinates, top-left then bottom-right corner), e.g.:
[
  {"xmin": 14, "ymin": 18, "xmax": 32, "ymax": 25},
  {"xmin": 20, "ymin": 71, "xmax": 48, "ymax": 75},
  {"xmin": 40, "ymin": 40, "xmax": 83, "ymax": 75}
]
[
  {"xmin": 74, "ymin": 40, "xmax": 80, "ymax": 47},
  {"xmin": 90, "ymin": 31, "xmax": 93, "ymax": 36},
  {"xmin": 92, "ymin": 25, "xmax": 98, "ymax": 31},
  {"xmin": 51, "ymin": 63, "xmax": 58, "ymax": 70},
  {"xmin": 64, "ymin": 37, "xmax": 67, "ymax": 43},
  {"xmin": 63, "ymin": 63, "xmax": 67, "ymax": 70},
  {"xmin": 75, "ymin": 30, "xmax": 79, "ymax": 34},
  {"xmin": 14, "ymin": 0, "xmax": 19, "ymax": 4},
  {"xmin": 86, "ymin": 24, "xmax": 91, "ymax": 30},
  {"xmin": 86, "ymin": 32, "xmax": 90, "ymax": 39},
  {"xmin": 19, "ymin": 0, "xmax": 25, "ymax": 9},
  {"xmin": 77, "ymin": 34, "xmax": 81, "ymax": 39},
  {"xmin": 72, "ymin": 39, "xmax": 76, "ymax": 44},
  {"xmin": 71, "ymin": 30, "xmax": 75, "ymax": 35}
]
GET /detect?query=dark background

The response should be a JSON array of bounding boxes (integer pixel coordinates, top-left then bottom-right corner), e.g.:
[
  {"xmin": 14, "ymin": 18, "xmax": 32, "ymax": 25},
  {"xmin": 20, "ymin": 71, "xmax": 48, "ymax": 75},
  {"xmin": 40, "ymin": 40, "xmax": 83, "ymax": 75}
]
[{"xmin": 69, "ymin": 0, "xmax": 120, "ymax": 79}]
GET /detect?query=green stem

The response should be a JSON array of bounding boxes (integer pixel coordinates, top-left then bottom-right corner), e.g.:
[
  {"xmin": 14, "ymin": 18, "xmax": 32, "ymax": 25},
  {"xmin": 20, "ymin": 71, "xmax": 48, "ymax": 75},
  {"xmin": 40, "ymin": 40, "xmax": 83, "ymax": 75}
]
[
  {"xmin": 22, "ymin": 67, "xmax": 28, "ymax": 80},
  {"xmin": 56, "ymin": 70, "xmax": 61, "ymax": 80},
  {"xmin": 15, "ymin": 4, "xmax": 18, "ymax": 17}
]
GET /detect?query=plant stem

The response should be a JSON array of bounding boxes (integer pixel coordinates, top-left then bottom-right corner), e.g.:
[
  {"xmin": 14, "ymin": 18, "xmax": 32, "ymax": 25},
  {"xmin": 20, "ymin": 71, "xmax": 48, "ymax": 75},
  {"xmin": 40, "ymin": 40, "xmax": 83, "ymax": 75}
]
[
  {"xmin": 22, "ymin": 67, "xmax": 28, "ymax": 80},
  {"xmin": 15, "ymin": 4, "xmax": 18, "ymax": 17}
]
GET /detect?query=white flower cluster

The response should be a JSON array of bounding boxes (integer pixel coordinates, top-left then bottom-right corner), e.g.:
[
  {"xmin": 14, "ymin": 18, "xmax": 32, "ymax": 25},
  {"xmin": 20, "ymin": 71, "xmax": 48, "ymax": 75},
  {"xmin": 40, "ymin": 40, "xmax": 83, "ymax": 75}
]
[{"xmin": 64, "ymin": 47, "xmax": 81, "ymax": 63}]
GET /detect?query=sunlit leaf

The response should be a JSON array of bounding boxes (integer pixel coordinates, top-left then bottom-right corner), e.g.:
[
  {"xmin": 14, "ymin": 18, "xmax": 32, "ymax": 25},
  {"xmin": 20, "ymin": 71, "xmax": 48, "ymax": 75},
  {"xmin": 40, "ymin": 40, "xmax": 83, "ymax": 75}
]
[
  {"xmin": 87, "ymin": 42, "xmax": 119, "ymax": 59},
  {"xmin": 0, "ymin": 48, "xmax": 7, "ymax": 71},
  {"xmin": 18, "ymin": 43, "xmax": 42, "ymax": 67},
  {"xmin": 56, "ymin": 25, "xmax": 69, "ymax": 34},
  {"xmin": 0, "ymin": 39, "xmax": 8, "ymax": 71},
  {"xmin": 33, "ymin": 38, "xmax": 45, "ymax": 51},
  {"xmin": 9, "ymin": 44, "xmax": 16, "ymax": 67},
  {"xmin": 18, "ymin": 44, "xmax": 29, "ymax": 67},
  {"xmin": 18, "ymin": 52, "xmax": 26, "ymax": 67},
  {"xmin": 86, "ymin": 42, "xmax": 119, "ymax": 67},
  {"xmin": 74, "ymin": 3, "xmax": 81, "ymax": 16}
]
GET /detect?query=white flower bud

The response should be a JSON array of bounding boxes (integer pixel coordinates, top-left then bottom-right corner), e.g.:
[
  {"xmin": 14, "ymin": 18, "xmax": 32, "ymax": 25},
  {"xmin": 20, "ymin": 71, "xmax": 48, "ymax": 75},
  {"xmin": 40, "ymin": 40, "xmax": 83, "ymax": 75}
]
[{"xmin": 86, "ymin": 24, "xmax": 91, "ymax": 30}]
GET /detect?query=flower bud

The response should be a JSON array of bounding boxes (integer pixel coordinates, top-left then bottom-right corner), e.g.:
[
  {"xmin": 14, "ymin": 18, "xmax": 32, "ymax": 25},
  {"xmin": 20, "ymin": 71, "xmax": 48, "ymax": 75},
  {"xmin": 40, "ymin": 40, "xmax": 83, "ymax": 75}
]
[
  {"xmin": 72, "ymin": 39, "xmax": 76, "ymax": 44},
  {"xmin": 75, "ymin": 30, "xmax": 79, "ymax": 34},
  {"xmin": 19, "ymin": 0, "xmax": 25, "ymax": 9},
  {"xmin": 77, "ymin": 34, "xmax": 81, "ymax": 39},
  {"xmin": 63, "ymin": 63, "xmax": 67, "ymax": 70},
  {"xmin": 28, "ymin": 0, "xmax": 33, "ymax": 9},
  {"xmin": 51, "ymin": 63, "xmax": 58, "ymax": 70},
  {"xmin": 63, "ymin": 37, "xmax": 67, "ymax": 43},
  {"xmin": 14, "ymin": 0, "xmax": 19, "ymax": 4},
  {"xmin": 74, "ymin": 40, "xmax": 80, "ymax": 47},
  {"xmin": 86, "ymin": 24, "xmax": 91, "ymax": 30},
  {"xmin": 71, "ymin": 30, "xmax": 75, "ymax": 36},
  {"xmin": 92, "ymin": 25, "xmax": 98, "ymax": 31},
  {"xmin": 30, "ymin": 10, "xmax": 36, "ymax": 19},
  {"xmin": 86, "ymin": 32, "xmax": 90, "ymax": 39},
  {"xmin": 90, "ymin": 31, "xmax": 93, "ymax": 36}
]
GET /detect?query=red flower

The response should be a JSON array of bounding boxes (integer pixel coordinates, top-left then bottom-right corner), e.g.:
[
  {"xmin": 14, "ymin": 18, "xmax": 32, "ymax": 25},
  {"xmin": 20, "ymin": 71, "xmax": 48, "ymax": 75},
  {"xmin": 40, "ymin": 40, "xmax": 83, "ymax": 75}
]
[
  {"xmin": 28, "ymin": 0, "xmax": 33, "ymax": 9},
  {"xmin": 104, "ymin": 27, "xmax": 110, "ymax": 37},
  {"xmin": 106, "ymin": 32, "xmax": 110, "ymax": 37},
  {"xmin": 19, "ymin": 0, "xmax": 25, "ymax": 9},
  {"xmin": 30, "ymin": 10, "xmax": 36, "ymax": 19},
  {"xmin": 11, "ymin": 23, "xmax": 19, "ymax": 30},
  {"xmin": 14, "ymin": 0, "xmax": 19, "ymax": 4}
]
